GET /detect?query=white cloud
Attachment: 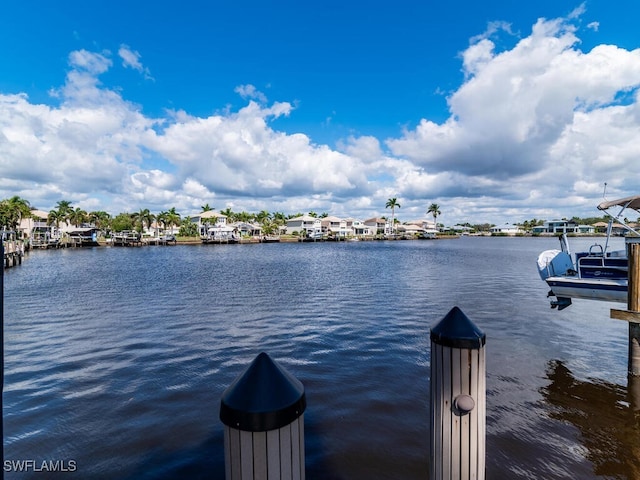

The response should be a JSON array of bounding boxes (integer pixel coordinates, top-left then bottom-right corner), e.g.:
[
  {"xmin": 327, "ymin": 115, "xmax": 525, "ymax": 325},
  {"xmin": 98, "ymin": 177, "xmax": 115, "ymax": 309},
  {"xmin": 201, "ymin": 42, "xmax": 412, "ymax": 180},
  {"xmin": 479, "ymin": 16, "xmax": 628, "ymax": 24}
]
[
  {"xmin": 386, "ymin": 14, "xmax": 640, "ymax": 220},
  {"xmin": 1, "ymin": 11, "xmax": 640, "ymax": 225},
  {"xmin": 118, "ymin": 44, "xmax": 154, "ymax": 80},
  {"xmin": 234, "ymin": 84, "xmax": 268, "ymax": 104}
]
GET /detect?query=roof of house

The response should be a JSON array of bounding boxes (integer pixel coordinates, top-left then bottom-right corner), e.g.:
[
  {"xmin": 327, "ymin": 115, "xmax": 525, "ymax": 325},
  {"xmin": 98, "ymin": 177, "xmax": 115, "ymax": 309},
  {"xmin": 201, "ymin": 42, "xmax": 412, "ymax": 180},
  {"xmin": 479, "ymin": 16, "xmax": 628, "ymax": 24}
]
[
  {"xmin": 30, "ymin": 209, "xmax": 49, "ymax": 219},
  {"xmin": 199, "ymin": 211, "xmax": 226, "ymax": 219},
  {"xmin": 287, "ymin": 215, "xmax": 320, "ymax": 222}
]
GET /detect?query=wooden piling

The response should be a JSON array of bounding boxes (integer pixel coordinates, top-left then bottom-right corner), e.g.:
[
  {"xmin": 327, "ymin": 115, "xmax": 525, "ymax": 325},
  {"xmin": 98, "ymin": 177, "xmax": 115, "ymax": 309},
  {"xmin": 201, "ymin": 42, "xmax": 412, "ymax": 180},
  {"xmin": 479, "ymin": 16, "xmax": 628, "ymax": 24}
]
[
  {"xmin": 220, "ymin": 352, "xmax": 306, "ymax": 480},
  {"xmin": 430, "ymin": 306, "xmax": 486, "ymax": 480},
  {"xmin": 610, "ymin": 238, "xmax": 640, "ymax": 376},
  {"xmin": 1, "ymin": 242, "xmax": 4, "ymax": 467}
]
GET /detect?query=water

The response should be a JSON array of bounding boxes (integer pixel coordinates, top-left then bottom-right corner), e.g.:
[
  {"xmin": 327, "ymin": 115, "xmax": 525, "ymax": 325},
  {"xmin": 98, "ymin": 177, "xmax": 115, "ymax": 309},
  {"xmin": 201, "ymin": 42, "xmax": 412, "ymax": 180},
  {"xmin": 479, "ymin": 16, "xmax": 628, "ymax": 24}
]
[{"xmin": 3, "ymin": 236, "xmax": 638, "ymax": 479}]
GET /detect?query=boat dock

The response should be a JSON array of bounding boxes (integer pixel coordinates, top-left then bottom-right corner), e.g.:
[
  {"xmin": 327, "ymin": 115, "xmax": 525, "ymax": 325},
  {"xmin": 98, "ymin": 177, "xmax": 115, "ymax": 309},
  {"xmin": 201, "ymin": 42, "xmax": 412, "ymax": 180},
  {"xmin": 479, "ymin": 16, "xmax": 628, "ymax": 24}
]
[{"xmin": 2, "ymin": 231, "xmax": 25, "ymax": 268}]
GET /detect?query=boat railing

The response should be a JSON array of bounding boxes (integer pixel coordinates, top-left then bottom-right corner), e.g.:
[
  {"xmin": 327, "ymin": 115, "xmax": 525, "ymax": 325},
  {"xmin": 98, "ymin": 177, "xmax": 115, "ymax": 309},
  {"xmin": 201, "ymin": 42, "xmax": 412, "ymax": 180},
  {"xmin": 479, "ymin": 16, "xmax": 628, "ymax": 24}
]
[{"xmin": 588, "ymin": 244, "xmax": 605, "ymax": 256}]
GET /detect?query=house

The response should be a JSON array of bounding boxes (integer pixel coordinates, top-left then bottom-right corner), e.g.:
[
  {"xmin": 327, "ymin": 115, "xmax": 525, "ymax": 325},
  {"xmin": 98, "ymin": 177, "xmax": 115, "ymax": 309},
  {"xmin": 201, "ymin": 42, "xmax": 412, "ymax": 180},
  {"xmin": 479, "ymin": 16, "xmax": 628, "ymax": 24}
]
[
  {"xmin": 285, "ymin": 215, "xmax": 322, "ymax": 236},
  {"xmin": 232, "ymin": 222, "xmax": 262, "ymax": 237},
  {"xmin": 344, "ymin": 218, "xmax": 375, "ymax": 237},
  {"xmin": 320, "ymin": 216, "xmax": 349, "ymax": 237},
  {"xmin": 363, "ymin": 218, "xmax": 387, "ymax": 235},
  {"xmin": 190, "ymin": 211, "xmax": 228, "ymax": 237},
  {"xmin": 452, "ymin": 225, "xmax": 474, "ymax": 234},
  {"xmin": 396, "ymin": 224, "xmax": 423, "ymax": 236},
  {"xmin": 406, "ymin": 219, "xmax": 438, "ymax": 233},
  {"xmin": 533, "ymin": 220, "xmax": 595, "ymax": 235},
  {"xmin": 490, "ymin": 223, "xmax": 524, "ymax": 235},
  {"xmin": 20, "ymin": 210, "xmax": 61, "ymax": 247}
]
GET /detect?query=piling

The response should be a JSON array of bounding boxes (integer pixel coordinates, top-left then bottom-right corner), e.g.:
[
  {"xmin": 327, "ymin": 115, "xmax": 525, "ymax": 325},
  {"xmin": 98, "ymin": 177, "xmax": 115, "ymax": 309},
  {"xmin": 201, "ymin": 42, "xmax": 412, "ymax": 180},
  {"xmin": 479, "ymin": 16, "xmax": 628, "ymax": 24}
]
[
  {"xmin": 220, "ymin": 352, "xmax": 306, "ymax": 480},
  {"xmin": 610, "ymin": 238, "xmax": 640, "ymax": 376},
  {"xmin": 1, "ymin": 242, "xmax": 4, "ymax": 471},
  {"xmin": 430, "ymin": 306, "xmax": 486, "ymax": 480}
]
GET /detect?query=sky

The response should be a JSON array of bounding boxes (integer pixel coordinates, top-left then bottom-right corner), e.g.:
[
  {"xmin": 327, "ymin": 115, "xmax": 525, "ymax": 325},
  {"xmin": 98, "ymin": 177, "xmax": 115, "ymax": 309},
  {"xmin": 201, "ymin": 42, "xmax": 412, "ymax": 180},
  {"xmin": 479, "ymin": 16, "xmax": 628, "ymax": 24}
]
[{"xmin": 1, "ymin": 1, "xmax": 639, "ymax": 226}]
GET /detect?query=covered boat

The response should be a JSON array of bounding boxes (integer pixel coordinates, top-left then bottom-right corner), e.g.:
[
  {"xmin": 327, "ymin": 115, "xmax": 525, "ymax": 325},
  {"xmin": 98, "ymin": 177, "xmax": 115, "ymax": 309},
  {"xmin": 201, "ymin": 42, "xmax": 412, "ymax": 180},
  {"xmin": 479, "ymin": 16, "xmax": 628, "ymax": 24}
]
[{"xmin": 537, "ymin": 194, "xmax": 640, "ymax": 310}]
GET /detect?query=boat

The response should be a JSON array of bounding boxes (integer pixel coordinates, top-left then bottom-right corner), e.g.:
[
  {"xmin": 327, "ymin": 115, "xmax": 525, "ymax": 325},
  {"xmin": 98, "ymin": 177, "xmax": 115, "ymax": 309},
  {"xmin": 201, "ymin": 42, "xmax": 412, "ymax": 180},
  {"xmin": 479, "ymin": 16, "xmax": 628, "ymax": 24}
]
[
  {"xmin": 111, "ymin": 230, "xmax": 142, "ymax": 246},
  {"xmin": 30, "ymin": 225, "xmax": 61, "ymax": 249},
  {"xmin": 201, "ymin": 226, "xmax": 239, "ymax": 244},
  {"xmin": 261, "ymin": 235, "xmax": 280, "ymax": 243},
  {"xmin": 64, "ymin": 227, "xmax": 101, "ymax": 247},
  {"xmin": 537, "ymin": 194, "xmax": 640, "ymax": 310}
]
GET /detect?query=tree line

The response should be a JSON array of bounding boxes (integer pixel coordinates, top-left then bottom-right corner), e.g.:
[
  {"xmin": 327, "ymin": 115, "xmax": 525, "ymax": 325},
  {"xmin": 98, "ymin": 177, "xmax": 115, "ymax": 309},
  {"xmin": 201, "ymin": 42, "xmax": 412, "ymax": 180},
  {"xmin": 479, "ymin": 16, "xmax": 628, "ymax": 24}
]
[{"xmin": 1, "ymin": 196, "xmax": 448, "ymax": 236}]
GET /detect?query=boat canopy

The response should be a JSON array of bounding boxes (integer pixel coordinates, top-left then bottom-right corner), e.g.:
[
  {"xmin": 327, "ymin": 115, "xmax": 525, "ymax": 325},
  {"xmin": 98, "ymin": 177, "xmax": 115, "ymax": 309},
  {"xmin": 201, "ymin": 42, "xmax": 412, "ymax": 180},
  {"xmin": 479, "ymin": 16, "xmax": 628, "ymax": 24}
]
[{"xmin": 597, "ymin": 194, "xmax": 640, "ymax": 212}]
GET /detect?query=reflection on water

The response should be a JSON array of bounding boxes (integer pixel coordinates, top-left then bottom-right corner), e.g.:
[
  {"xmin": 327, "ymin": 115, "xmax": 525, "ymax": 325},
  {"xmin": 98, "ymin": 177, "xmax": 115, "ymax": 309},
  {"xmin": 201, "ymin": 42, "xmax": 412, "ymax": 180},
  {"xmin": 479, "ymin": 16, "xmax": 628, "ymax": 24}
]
[
  {"xmin": 3, "ymin": 237, "xmax": 640, "ymax": 479},
  {"xmin": 543, "ymin": 360, "xmax": 640, "ymax": 479}
]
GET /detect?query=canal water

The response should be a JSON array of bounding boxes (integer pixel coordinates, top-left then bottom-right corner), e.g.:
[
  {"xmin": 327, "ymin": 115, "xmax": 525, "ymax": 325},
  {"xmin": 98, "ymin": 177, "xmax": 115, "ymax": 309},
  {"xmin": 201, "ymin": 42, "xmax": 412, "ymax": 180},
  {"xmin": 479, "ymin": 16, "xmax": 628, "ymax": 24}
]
[{"xmin": 3, "ymin": 236, "xmax": 637, "ymax": 479}]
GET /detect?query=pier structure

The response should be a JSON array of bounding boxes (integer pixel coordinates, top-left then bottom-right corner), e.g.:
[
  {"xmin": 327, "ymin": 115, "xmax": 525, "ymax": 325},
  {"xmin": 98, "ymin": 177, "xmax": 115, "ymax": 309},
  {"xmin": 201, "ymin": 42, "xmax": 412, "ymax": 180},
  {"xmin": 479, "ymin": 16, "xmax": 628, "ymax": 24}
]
[
  {"xmin": 2, "ymin": 231, "xmax": 24, "ymax": 268},
  {"xmin": 430, "ymin": 306, "xmax": 486, "ymax": 480},
  {"xmin": 610, "ymin": 237, "xmax": 640, "ymax": 375},
  {"xmin": 220, "ymin": 352, "xmax": 306, "ymax": 480}
]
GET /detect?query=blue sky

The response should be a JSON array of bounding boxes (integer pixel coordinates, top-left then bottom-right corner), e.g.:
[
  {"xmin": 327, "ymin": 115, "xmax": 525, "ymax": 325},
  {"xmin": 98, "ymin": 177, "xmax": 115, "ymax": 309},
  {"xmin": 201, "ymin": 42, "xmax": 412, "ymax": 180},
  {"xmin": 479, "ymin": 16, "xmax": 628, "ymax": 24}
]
[{"xmin": 1, "ymin": 1, "xmax": 639, "ymax": 225}]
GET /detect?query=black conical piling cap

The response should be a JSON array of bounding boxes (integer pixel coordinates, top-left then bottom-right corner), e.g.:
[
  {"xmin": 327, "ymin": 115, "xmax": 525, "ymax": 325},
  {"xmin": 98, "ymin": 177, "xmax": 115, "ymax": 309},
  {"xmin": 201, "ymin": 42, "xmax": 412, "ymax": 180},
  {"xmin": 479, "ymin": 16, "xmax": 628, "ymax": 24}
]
[
  {"xmin": 220, "ymin": 352, "xmax": 306, "ymax": 432},
  {"xmin": 430, "ymin": 306, "xmax": 486, "ymax": 349}
]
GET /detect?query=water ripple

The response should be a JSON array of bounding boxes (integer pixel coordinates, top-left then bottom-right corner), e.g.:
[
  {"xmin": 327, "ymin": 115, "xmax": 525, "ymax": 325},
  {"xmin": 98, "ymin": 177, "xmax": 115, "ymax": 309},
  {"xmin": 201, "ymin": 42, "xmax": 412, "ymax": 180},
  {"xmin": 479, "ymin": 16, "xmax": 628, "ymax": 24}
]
[{"xmin": 3, "ymin": 238, "xmax": 631, "ymax": 479}]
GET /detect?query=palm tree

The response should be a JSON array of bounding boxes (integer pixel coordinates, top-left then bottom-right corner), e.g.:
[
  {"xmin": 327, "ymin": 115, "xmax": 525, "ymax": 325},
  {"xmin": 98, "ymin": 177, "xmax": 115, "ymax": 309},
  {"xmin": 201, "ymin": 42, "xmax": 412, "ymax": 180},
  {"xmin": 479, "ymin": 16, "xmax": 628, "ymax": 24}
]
[
  {"xmin": 385, "ymin": 197, "xmax": 401, "ymax": 234},
  {"xmin": 68, "ymin": 207, "xmax": 88, "ymax": 227},
  {"xmin": 427, "ymin": 203, "xmax": 441, "ymax": 225},
  {"xmin": 133, "ymin": 208, "xmax": 155, "ymax": 234},
  {"xmin": 55, "ymin": 200, "xmax": 73, "ymax": 226},
  {"xmin": 220, "ymin": 207, "xmax": 235, "ymax": 222},
  {"xmin": 88, "ymin": 211, "xmax": 111, "ymax": 230},
  {"xmin": 201, "ymin": 203, "xmax": 213, "ymax": 212},
  {"xmin": 271, "ymin": 211, "xmax": 287, "ymax": 234},
  {"xmin": 255, "ymin": 210, "xmax": 271, "ymax": 225},
  {"xmin": 157, "ymin": 211, "xmax": 169, "ymax": 232},
  {"xmin": 47, "ymin": 209, "xmax": 64, "ymax": 228},
  {"xmin": 0, "ymin": 196, "xmax": 32, "ymax": 229},
  {"xmin": 165, "ymin": 207, "xmax": 181, "ymax": 233},
  {"xmin": 236, "ymin": 211, "xmax": 253, "ymax": 223}
]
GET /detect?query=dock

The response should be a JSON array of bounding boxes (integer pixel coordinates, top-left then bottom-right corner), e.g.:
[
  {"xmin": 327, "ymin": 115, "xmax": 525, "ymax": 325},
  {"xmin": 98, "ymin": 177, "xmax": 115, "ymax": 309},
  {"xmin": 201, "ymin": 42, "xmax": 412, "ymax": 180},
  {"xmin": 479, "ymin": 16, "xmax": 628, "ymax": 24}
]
[{"xmin": 2, "ymin": 231, "xmax": 25, "ymax": 268}]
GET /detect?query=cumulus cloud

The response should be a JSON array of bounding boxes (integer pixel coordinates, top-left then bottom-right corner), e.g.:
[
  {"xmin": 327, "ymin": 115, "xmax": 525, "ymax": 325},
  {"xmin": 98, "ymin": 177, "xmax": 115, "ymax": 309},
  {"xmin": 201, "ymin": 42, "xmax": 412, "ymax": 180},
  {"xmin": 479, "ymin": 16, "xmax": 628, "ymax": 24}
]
[
  {"xmin": 387, "ymin": 14, "xmax": 640, "ymax": 219},
  {"xmin": 1, "ymin": 10, "xmax": 640, "ymax": 224}
]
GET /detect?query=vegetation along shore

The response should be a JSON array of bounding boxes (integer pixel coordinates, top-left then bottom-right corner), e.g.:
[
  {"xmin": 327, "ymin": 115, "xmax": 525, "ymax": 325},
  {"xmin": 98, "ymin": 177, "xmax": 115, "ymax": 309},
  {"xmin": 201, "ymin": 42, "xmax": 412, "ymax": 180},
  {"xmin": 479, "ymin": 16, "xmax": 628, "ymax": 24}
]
[{"xmin": 1, "ymin": 195, "xmax": 636, "ymax": 253}]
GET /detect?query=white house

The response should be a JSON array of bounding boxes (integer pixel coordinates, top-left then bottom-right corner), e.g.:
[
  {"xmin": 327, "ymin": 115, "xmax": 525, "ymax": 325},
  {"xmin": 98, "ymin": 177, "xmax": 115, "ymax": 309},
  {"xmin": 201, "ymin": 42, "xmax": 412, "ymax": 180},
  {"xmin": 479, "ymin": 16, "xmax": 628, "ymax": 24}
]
[
  {"xmin": 490, "ymin": 223, "xmax": 524, "ymax": 235},
  {"xmin": 344, "ymin": 218, "xmax": 375, "ymax": 237},
  {"xmin": 363, "ymin": 218, "xmax": 387, "ymax": 235},
  {"xmin": 532, "ymin": 220, "xmax": 595, "ymax": 235},
  {"xmin": 321, "ymin": 216, "xmax": 350, "ymax": 237},
  {"xmin": 285, "ymin": 215, "xmax": 322, "ymax": 236},
  {"xmin": 190, "ymin": 211, "xmax": 228, "ymax": 237}
]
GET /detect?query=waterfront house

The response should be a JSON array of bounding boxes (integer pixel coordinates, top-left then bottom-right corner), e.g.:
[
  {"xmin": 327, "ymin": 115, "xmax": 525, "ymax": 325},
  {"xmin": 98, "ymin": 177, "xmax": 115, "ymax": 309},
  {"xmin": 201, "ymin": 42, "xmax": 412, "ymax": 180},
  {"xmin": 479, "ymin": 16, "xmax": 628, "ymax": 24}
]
[
  {"xmin": 344, "ymin": 218, "xmax": 375, "ymax": 237},
  {"xmin": 363, "ymin": 218, "xmax": 387, "ymax": 235},
  {"xmin": 532, "ymin": 220, "xmax": 595, "ymax": 235},
  {"xmin": 490, "ymin": 223, "xmax": 524, "ymax": 235},
  {"xmin": 190, "ymin": 211, "xmax": 228, "ymax": 237},
  {"xmin": 20, "ymin": 210, "xmax": 61, "ymax": 247},
  {"xmin": 320, "ymin": 216, "xmax": 349, "ymax": 238},
  {"xmin": 285, "ymin": 215, "xmax": 322, "ymax": 237},
  {"xmin": 406, "ymin": 219, "xmax": 438, "ymax": 233},
  {"xmin": 396, "ymin": 223, "xmax": 423, "ymax": 236},
  {"xmin": 232, "ymin": 222, "xmax": 262, "ymax": 237},
  {"xmin": 452, "ymin": 225, "xmax": 474, "ymax": 234}
]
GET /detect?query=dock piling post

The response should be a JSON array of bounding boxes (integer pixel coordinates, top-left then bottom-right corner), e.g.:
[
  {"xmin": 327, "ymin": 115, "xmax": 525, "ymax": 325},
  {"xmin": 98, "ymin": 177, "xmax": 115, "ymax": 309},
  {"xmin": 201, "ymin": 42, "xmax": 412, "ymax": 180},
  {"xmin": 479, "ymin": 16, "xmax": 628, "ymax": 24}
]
[
  {"xmin": 430, "ymin": 306, "xmax": 486, "ymax": 480},
  {"xmin": 609, "ymin": 238, "xmax": 640, "ymax": 377},
  {"xmin": 220, "ymin": 352, "xmax": 306, "ymax": 480},
  {"xmin": 628, "ymin": 241, "xmax": 640, "ymax": 376}
]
